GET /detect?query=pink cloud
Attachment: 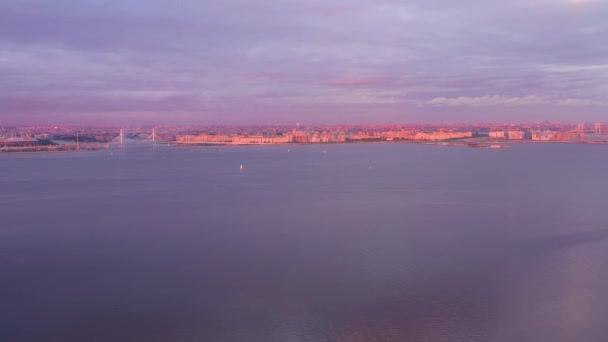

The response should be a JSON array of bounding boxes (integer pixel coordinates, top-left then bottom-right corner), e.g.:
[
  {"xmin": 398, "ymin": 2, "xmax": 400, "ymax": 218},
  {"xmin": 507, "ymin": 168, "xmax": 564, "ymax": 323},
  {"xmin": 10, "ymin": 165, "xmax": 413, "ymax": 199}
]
[
  {"xmin": 330, "ymin": 78, "xmax": 380, "ymax": 86},
  {"xmin": 312, "ymin": 7, "xmax": 356, "ymax": 17}
]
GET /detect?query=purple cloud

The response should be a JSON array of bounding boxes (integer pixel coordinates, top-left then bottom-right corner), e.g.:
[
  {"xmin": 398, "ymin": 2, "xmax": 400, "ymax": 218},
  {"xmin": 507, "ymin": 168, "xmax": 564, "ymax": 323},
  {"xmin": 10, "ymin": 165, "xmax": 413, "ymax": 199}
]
[
  {"xmin": 0, "ymin": 0, "xmax": 607, "ymax": 124},
  {"xmin": 330, "ymin": 79, "xmax": 381, "ymax": 86}
]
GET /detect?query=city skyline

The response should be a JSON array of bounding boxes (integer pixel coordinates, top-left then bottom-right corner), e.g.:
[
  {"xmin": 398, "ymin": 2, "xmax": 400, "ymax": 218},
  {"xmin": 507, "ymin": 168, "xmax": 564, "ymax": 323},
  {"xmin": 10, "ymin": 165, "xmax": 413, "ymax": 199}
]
[{"xmin": 1, "ymin": 0, "xmax": 607, "ymax": 125}]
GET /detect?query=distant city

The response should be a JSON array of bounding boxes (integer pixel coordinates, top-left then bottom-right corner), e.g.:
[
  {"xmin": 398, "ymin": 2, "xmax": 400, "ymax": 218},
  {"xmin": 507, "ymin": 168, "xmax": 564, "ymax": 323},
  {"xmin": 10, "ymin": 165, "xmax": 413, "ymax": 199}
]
[{"xmin": 1, "ymin": 122, "xmax": 607, "ymax": 152}]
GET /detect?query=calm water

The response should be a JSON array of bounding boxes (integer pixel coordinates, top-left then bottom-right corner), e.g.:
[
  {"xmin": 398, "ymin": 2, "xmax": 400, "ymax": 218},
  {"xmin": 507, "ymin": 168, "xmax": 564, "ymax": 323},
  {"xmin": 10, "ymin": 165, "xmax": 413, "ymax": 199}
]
[{"xmin": 2, "ymin": 143, "xmax": 608, "ymax": 342}]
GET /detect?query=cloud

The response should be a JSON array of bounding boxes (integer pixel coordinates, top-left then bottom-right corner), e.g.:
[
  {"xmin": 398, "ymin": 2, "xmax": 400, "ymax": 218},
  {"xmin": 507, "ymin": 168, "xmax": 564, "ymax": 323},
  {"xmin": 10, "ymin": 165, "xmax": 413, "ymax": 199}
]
[
  {"xmin": 562, "ymin": 0, "xmax": 601, "ymax": 6},
  {"xmin": 330, "ymin": 78, "xmax": 380, "ymax": 86},
  {"xmin": 426, "ymin": 95, "xmax": 604, "ymax": 107},
  {"xmin": 312, "ymin": 6, "xmax": 356, "ymax": 17},
  {"xmin": 1, "ymin": 0, "xmax": 608, "ymax": 123},
  {"xmin": 541, "ymin": 64, "xmax": 608, "ymax": 72}
]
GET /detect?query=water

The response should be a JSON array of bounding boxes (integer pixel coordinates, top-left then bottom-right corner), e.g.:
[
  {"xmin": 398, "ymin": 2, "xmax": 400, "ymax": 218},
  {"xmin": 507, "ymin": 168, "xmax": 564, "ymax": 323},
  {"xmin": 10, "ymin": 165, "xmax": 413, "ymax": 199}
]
[{"xmin": 2, "ymin": 143, "xmax": 608, "ymax": 341}]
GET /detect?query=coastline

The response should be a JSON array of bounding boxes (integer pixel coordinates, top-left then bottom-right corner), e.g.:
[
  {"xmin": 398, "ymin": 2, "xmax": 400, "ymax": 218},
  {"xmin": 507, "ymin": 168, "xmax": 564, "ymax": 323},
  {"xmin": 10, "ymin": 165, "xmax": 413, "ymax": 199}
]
[
  {"xmin": 3, "ymin": 137, "xmax": 606, "ymax": 153},
  {"xmin": 169, "ymin": 138, "xmax": 608, "ymax": 148}
]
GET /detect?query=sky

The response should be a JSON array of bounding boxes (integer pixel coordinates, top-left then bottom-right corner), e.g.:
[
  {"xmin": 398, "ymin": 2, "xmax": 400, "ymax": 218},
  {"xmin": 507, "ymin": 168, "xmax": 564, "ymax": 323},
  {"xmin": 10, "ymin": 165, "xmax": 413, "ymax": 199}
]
[{"xmin": 1, "ymin": 0, "xmax": 607, "ymax": 125}]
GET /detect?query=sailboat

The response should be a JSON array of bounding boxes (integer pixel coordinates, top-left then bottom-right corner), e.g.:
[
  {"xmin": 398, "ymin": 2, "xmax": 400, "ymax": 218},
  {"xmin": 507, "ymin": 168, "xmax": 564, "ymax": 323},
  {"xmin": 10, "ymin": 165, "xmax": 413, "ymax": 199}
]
[{"xmin": 240, "ymin": 164, "xmax": 243, "ymax": 172}]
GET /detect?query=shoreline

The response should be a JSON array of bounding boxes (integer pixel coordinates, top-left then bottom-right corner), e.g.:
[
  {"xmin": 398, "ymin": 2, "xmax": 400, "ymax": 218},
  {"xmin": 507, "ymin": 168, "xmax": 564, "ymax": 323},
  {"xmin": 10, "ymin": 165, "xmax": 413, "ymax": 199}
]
[
  {"xmin": 3, "ymin": 138, "xmax": 606, "ymax": 153},
  {"xmin": 170, "ymin": 139, "xmax": 608, "ymax": 147}
]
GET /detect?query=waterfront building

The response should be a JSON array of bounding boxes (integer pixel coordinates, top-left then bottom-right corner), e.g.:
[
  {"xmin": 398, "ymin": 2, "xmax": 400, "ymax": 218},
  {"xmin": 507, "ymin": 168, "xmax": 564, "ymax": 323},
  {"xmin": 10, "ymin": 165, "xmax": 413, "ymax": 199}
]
[
  {"xmin": 507, "ymin": 131, "xmax": 525, "ymax": 140},
  {"xmin": 489, "ymin": 131, "xmax": 507, "ymax": 139}
]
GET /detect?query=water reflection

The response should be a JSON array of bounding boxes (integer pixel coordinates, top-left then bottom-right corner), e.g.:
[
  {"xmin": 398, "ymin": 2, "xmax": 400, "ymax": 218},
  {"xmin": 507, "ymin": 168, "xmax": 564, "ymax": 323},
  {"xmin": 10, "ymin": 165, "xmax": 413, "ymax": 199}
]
[{"xmin": 1, "ymin": 144, "xmax": 608, "ymax": 341}]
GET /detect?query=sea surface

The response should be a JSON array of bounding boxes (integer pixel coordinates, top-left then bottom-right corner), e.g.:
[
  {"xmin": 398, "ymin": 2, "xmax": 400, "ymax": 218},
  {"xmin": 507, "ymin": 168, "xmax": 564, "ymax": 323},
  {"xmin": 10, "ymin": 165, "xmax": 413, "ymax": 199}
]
[{"xmin": 2, "ymin": 143, "xmax": 608, "ymax": 342}]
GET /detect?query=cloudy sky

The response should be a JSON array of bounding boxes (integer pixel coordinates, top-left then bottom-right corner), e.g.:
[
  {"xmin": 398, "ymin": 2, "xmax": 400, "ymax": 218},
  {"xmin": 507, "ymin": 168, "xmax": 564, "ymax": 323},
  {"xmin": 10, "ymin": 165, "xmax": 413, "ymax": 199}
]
[{"xmin": 1, "ymin": 0, "xmax": 607, "ymax": 125}]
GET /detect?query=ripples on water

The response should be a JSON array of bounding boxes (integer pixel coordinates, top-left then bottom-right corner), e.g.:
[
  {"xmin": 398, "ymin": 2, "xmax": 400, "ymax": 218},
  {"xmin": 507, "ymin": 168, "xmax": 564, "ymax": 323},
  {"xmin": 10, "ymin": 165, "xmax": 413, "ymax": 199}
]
[{"xmin": 1, "ymin": 143, "xmax": 608, "ymax": 341}]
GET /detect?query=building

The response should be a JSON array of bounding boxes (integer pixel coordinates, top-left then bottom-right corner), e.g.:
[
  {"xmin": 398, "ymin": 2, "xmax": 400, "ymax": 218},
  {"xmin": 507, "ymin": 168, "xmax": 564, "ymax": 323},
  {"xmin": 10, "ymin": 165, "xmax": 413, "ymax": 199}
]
[
  {"xmin": 531, "ymin": 131, "xmax": 575, "ymax": 142},
  {"xmin": 507, "ymin": 131, "xmax": 525, "ymax": 140},
  {"xmin": 0, "ymin": 133, "xmax": 38, "ymax": 147},
  {"xmin": 413, "ymin": 131, "xmax": 473, "ymax": 141},
  {"xmin": 175, "ymin": 134, "xmax": 231, "ymax": 143},
  {"xmin": 489, "ymin": 131, "xmax": 506, "ymax": 139}
]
